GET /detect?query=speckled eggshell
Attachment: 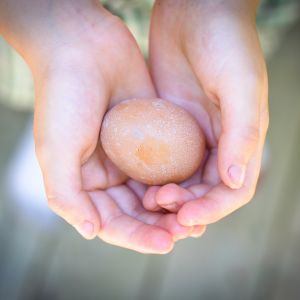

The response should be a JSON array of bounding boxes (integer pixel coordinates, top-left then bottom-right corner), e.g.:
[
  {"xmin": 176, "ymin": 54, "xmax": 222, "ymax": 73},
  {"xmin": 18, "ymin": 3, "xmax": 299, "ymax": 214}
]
[{"xmin": 100, "ymin": 98, "xmax": 205, "ymax": 185}]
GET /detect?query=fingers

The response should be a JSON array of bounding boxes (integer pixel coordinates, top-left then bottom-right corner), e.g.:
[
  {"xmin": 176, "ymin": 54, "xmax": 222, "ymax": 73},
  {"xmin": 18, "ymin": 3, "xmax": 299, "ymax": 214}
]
[
  {"xmin": 177, "ymin": 113, "xmax": 268, "ymax": 226},
  {"xmin": 143, "ymin": 186, "xmax": 162, "ymax": 212},
  {"xmin": 138, "ymin": 211, "xmax": 194, "ymax": 241},
  {"xmin": 106, "ymin": 185, "xmax": 192, "ymax": 243},
  {"xmin": 143, "ymin": 182, "xmax": 211, "ymax": 214},
  {"xmin": 102, "ymin": 215, "xmax": 174, "ymax": 254},
  {"xmin": 177, "ymin": 163, "xmax": 258, "ymax": 226},
  {"xmin": 90, "ymin": 190, "xmax": 174, "ymax": 254},
  {"xmin": 126, "ymin": 179, "xmax": 147, "ymax": 200},
  {"xmin": 156, "ymin": 184, "xmax": 194, "ymax": 213},
  {"xmin": 110, "ymin": 184, "xmax": 189, "ymax": 239},
  {"xmin": 217, "ymin": 75, "xmax": 262, "ymax": 189},
  {"xmin": 142, "ymin": 184, "xmax": 208, "ymax": 240},
  {"xmin": 34, "ymin": 68, "xmax": 107, "ymax": 239},
  {"xmin": 178, "ymin": 184, "xmax": 252, "ymax": 226}
]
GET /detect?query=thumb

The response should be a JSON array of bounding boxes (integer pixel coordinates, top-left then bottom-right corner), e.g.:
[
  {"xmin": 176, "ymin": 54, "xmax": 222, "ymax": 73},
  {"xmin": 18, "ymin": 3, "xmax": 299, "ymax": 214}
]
[
  {"xmin": 37, "ymin": 150, "xmax": 101, "ymax": 240},
  {"xmin": 218, "ymin": 77, "xmax": 261, "ymax": 189},
  {"xmin": 33, "ymin": 69, "xmax": 105, "ymax": 239}
]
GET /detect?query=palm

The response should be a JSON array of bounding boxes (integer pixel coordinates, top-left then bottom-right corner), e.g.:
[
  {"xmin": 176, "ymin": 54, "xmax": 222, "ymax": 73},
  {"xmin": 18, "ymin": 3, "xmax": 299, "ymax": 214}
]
[
  {"xmin": 142, "ymin": 66, "xmax": 222, "ymax": 212},
  {"xmin": 82, "ymin": 142, "xmax": 195, "ymax": 253}
]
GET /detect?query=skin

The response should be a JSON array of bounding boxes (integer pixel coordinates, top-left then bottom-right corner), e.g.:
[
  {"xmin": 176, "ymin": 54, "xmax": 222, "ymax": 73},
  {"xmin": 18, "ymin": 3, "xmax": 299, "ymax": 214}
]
[
  {"xmin": 143, "ymin": 0, "xmax": 269, "ymax": 226},
  {"xmin": 0, "ymin": 0, "xmax": 205, "ymax": 254},
  {"xmin": 0, "ymin": 0, "xmax": 269, "ymax": 253}
]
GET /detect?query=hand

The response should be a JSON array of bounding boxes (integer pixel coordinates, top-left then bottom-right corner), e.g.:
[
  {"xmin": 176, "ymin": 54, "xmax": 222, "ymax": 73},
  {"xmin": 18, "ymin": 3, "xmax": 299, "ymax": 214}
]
[
  {"xmin": 1, "ymin": 1, "xmax": 202, "ymax": 253},
  {"xmin": 143, "ymin": 0, "xmax": 269, "ymax": 226}
]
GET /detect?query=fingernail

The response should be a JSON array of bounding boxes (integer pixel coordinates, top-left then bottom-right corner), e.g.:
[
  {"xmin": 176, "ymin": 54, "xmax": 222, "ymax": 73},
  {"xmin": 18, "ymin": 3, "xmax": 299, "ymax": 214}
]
[
  {"xmin": 228, "ymin": 164, "xmax": 245, "ymax": 189},
  {"xmin": 75, "ymin": 221, "xmax": 95, "ymax": 239},
  {"xmin": 190, "ymin": 226, "xmax": 207, "ymax": 238}
]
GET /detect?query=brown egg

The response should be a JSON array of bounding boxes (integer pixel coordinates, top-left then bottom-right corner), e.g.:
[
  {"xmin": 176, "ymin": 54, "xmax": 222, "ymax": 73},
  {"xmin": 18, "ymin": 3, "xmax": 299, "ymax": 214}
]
[{"xmin": 100, "ymin": 98, "xmax": 205, "ymax": 185}]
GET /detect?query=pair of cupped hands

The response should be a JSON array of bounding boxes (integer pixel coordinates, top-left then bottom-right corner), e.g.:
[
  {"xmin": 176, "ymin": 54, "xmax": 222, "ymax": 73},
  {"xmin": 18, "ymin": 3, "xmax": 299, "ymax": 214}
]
[{"xmin": 5, "ymin": 0, "xmax": 268, "ymax": 254}]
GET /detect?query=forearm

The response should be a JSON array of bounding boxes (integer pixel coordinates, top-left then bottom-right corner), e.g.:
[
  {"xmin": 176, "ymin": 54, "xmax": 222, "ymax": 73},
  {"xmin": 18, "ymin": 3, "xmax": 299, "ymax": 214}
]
[{"xmin": 0, "ymin": 0, "xmax": 103, "ymax": 68}]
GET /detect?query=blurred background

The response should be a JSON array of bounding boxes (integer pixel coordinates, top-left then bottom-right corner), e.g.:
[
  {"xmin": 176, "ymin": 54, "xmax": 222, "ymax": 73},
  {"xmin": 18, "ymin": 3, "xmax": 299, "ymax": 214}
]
[{"xmin": 0, "ymin": 0, "xmax": 300, "ymax": 299}]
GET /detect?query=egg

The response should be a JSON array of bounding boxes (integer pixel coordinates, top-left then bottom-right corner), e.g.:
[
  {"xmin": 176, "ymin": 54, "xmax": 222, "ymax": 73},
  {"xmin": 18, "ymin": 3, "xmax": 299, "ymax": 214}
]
[{"xmin": 100, "ymin": 98, "xmax": 205, "ymax": 185}]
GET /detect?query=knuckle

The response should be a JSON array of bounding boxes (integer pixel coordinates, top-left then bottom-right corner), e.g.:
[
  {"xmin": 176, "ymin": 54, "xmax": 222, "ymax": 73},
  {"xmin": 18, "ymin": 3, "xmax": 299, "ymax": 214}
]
[
  {"xmin": 47, "ymin": 193, "xmax": 70, "ymax": 216},
  {"xmin": 34, "ymin": 128, "xmax": 62, "ymax": 165},
  {"xmin": 244, "ymin": 61, "xmax": 266, "ymax": 87},
  {"xmin": 34, "ymin": 138, "xmax": 52, "ymax": 165},
  {"xmin": 241, "ymin": 126, "xmax": 260, "ymax": 145}
]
